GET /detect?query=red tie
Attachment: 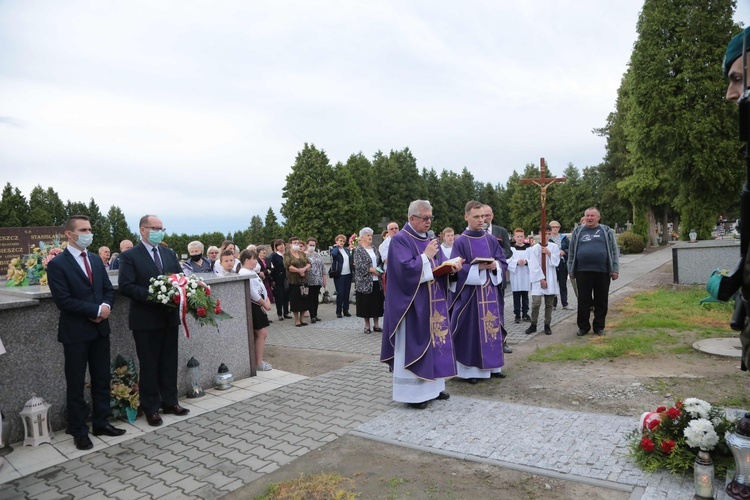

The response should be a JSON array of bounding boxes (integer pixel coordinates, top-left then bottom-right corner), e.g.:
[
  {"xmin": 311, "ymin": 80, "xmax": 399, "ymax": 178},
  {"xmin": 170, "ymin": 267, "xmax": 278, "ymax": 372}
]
[{"xmin": 80, "ymin": 252, "xmax": 93, "ymax": 284}]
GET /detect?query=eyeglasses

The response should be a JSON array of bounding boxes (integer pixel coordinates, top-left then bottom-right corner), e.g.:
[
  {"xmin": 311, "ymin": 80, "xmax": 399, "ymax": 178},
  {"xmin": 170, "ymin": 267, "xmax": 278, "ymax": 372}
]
[
  {"xmin": 142, "ymin": 226, "xmax": 166, "ymax": 232},
  {"xmin": 411, "ymin": 215, "xmax": 435, "ymax": 221}
]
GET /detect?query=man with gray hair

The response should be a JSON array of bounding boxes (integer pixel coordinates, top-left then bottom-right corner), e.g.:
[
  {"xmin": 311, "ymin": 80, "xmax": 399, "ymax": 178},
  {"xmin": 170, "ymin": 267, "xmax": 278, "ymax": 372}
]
[
  {"xmin": 181, "ymin": 240, "xmax": 213, "ymax": 275},
  {"xmin": 381, "ymin": 200, "xmax": 460, "ymax": 408},
  {"xmin": 568, "ymin": 207, "xmax": 619, "ymax": 337}
]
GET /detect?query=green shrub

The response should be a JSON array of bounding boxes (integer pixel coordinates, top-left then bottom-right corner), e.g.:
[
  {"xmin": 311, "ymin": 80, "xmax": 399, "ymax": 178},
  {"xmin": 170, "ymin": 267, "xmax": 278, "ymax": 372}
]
[{"xmin": 618, "ymin": 231, "xmax": 645, "ymax": 254}]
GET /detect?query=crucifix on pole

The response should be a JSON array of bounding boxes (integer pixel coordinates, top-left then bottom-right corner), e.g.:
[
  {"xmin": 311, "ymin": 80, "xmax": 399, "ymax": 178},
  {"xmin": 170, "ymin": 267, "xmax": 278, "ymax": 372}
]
[{"xmin": 520, "ymin": 158, "xmax": 566, "ymax": 281}]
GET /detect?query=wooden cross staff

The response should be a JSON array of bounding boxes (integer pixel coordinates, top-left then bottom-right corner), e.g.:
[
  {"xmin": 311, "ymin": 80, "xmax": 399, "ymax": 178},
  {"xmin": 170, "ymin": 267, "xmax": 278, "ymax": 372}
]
[{"xmin": 520, "ymin": 158, "xmax": 566, "ymax": 282}]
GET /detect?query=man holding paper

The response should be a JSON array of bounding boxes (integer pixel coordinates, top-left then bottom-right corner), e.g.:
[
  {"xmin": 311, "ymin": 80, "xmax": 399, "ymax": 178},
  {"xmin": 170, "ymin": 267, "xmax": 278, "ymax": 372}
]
[
  {"xmin": 381, "ymin": 200, "xmax": 461, "ymax": 409},
  {"xmin": 449, "ymin": 201, "xmax": 508, "ymax": 384}
]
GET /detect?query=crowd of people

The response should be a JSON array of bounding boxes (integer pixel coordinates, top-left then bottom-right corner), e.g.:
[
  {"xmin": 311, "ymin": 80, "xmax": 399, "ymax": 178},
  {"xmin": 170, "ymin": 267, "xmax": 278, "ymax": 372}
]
[{"xmin": 70, "ymin": 202, "xmax": 620, "ymax": 418}]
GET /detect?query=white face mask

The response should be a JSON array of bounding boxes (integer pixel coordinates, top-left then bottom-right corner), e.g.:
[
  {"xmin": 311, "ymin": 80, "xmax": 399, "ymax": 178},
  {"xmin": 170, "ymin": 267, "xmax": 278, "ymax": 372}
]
[
  {"xmin": 291, "ymin": 244, "xmax": 301, "ymax": 251},
  {"xmin": 76, "ymin": 233, "xmax": 94, "ymax": 248},
  {"xmin": 307, "ymin": 246, "xmax": 315, "ymax": 252}
]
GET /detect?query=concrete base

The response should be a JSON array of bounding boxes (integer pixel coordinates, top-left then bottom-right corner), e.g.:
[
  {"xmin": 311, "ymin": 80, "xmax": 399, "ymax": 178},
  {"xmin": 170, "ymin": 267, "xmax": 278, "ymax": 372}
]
[{"xmin": 692, "ymin": 337, "xmax": 742, "ymax": 358}]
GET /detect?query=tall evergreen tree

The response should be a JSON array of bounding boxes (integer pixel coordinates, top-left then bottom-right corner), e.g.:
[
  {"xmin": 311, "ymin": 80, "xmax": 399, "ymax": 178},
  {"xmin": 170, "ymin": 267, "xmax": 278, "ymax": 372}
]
[
  {"xmin": 107, "ymin": 205, "xmax": 137, "ymax": 249},
  {"xmin": 620, "ymin": 0, "xmax": 740, "ymax": 241},
  {"xmin": 264, "ymin": 208, "xmax": 283, "ymax": 243},
  {"xmin": 0, "ymin": 182, "xmax": 30, "ymax": 227},
  {"xmin": 247, "ymin": 215, "xmax": 264, "ymax": 244},
  {"xmin": 28, "ymin": 185, "xmax": 66, "ymax": 227}
]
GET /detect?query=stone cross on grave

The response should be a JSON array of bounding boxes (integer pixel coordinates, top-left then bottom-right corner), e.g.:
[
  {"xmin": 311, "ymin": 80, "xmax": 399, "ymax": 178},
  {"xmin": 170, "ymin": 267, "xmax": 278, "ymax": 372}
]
[{"xmin": 520, "ymin": 158, "xmax": 566, "ymax": 280}]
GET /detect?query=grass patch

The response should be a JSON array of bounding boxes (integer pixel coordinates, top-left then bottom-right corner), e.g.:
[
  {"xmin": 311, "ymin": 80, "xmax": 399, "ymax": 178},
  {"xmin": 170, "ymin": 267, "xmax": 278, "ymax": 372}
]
[
  {"xmin": 257, "ymin": 473, "xmax": 359, "ymax": 500},
  {"xmin": 612, "ymin": 287, "xmax": 733, "ymax": 334},
  {"xmin": 529, "ymin": 331, "xmax": 679, "ymax": 361},
  {"xmin": 530, "ymin": 287, "xmax": 733, "ymax": 362}
]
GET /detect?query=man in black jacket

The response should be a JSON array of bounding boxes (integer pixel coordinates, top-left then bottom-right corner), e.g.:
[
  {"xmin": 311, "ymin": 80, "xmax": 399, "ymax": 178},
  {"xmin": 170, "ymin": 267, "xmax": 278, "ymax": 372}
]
[{"xmin": 118, "ymin": 214, "xmax": 189, "ymax": 427}]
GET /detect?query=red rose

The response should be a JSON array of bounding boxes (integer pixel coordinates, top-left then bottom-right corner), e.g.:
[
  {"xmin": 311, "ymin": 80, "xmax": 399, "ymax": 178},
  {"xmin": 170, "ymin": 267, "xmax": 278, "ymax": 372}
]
[
  {"xmin": 216, "ymin": 298, "xmax": 221, "ymax": 307},
  {"xmin": 666, "ymin": 407, "xmax": 681, "ymax": 419},
  {"xmin": 660, "ymin": 440, "xmax": 676, "ymax": 454},
  {"xmin": 205, "ymin": 287, "xmax": 211, "ymax": 296},
  {"xmin": 173, "ymin": 295, "xmax": 181, "ymax": 304},
  {"xmin": 641, "ymin": 437, "xmax": 655, "ymax": 453},
  {"xmin": 676, "ymin": 401, "xmax": 683, "ymax": 408},
  {"xmin": 196, "ymin": 307, "xmax": 207, "ymax": 317},
  {"xmin": 647, "ymin": 419, "xmax": 660, "ymax": 430},
  {"xmin": 656, "ymin": 406, "xmax": 667, "ymax": 413},
  {"xmin": 214, "ymin": 305, "xmax": 222, "ymax": 315}
]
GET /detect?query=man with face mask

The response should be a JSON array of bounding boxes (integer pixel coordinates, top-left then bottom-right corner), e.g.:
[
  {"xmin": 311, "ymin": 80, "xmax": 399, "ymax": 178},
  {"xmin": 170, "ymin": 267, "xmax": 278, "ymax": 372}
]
[
  {"xmin": 119, "ymin": 214, "xmax": 188, "ymax": 427},
  {"xmin": 47, "ymin": 215, "xmax": 125, "ymax": 450}
]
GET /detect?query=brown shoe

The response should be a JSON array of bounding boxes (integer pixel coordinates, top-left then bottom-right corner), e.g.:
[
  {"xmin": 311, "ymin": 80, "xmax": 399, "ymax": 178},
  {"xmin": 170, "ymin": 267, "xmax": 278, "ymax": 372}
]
[
  {"xmin": 146, "ymin": 413, "xmax": 163, "ymax": 427},
  {"xmin": 162, "ymin": 405, "xmax": 190, "ymax": 416}
]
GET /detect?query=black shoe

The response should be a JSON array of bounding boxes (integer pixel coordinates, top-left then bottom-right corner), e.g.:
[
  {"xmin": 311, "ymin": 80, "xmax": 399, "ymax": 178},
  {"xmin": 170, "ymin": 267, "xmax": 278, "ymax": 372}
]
[
  {"xmin": 522, "ymin": 315, "xmax": 531, "ymax": 322},
  {"xmin": 343, "ymin": 312, "xmax": 352, "ymax": 317},
  {"xmin": 163, "ymin": 405, "xmax": 190, "ymax": 416},
  {"xmin": 503, "ymin": 343, "xmax": 513, "ymax": 353},
  {"xmin": 92, "ymin": 424, "xmax": 126, "ymax": 437},
  {"xmin": 337, "ymin": 313, "xmax": 343, "ymax": 318},
  {"xmin": 491, "ymin": 372, "xmax": 507, "ymax": 379},
  {"xmin": 74, "ymin": 435, "xmax": 93, "ymax": 450},
  {"xmin": 514, "ymin": 316, "xmax": 521, "ymax": 324},
  {"xmin": 314, "ymin": 317, "xmax": 321, "ymax": 321},
  {"xmin": 434, "ymin": 391, "xmax": 450, "ymax": 400},
  {"xmin": 467, "ymin": 378, "xmax": 479, "ymax": 385},
  {"xmin": 594, "ymin": 329, "xmax": 605, "ymax": 336},
  {"xmin": 278, "ymin": 316, "xmax": 284, "ymax": 321},
  {"xmin": 284, "ymin": 314, "xmax": 293, "ymax": 319},
  {"xmin": 364, "ymin": 327, "xmax": 371, "ymax": 334},
  {"xmin": 544, "ymin": 324, "xmax": 552, "ymax": 335},
  {"xmin": 407, "ymin": 402, "xmax": 429, "ymax": 409},
  {"xmin": 576, "ymin": 329, "xmax": 588, "ymax": 337},
  {"xmin": 373, "ymin": 326, "xmax": 383, "ymax": 332},
  {"xmin": 524, "ymin": 325, "xmax": 536, "ymax": 335},
  {"xmin": 311, "ymin": 318, "xmax": 317, "ymax": 324},
  {"xmin": 267, "ymin": 320, "xmax": 273, "ymax": 324},
  {"xmin": 146, "ymin": 413, "xmax": 163, "ymax": 426}
]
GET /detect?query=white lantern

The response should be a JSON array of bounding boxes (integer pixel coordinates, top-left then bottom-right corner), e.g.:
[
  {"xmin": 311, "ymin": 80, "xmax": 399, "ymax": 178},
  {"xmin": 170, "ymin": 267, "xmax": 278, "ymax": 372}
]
[{"xmin": 19, "ymin": 395, "xmax": 54, "ymax": 447}]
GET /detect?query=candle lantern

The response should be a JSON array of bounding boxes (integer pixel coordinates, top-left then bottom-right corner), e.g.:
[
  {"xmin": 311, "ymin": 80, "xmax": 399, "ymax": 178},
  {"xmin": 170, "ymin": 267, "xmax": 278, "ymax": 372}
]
[
  {"xmin": 19, "ymin": 394, "xmax": 54, "ymax": 447},
  {"xmin": 694, "ymin": 449, "xmax": 715, "ymax": 499},
  {"xmin": 187, "ymin": 357, "xmax": 205, "ymax": 398},
  {"xmin": 726, "ymin": 413, "xmax": 750, "ymax": 499},
  {"xmin": 214, "ymin": 363, "xmax": 233, "ymax": 390},
  {"xmin": 689, "ymin": 228, "xmax": 698, "ymax": 242},
  {"xmin": 0, "ymin": 410, "xmax": 12, "ymax": 456}
]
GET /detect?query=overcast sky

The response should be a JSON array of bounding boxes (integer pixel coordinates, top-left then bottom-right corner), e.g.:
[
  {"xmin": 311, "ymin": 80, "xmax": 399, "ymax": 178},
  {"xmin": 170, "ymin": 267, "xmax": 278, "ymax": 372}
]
[{"xmin": 1, "ymin": 1, "xmax": 747, "ymax": 236}]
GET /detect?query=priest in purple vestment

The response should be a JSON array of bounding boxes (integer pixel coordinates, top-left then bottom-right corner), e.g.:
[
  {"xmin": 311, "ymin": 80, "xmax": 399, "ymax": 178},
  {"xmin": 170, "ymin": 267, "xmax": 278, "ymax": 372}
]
[
  {"xmin": 381, "ymin": 200, "xmax": 461, "ymax": 409},
  {"xmin": 449, "ymin": 201, "xmax": 508, "ymax": 384}
]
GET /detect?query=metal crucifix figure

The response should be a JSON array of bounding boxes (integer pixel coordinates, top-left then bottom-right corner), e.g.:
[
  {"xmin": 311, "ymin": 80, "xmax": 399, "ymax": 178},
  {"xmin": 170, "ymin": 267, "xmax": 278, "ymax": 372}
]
[{"xmin": 520, "ymin": 158, "xmax": 566, "ymax": 282}]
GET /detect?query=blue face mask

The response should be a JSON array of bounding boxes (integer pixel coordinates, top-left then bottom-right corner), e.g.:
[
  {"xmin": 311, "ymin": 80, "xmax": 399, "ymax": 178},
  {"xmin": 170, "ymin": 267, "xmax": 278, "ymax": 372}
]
[
  {"xmin": 149, "ymin": 230, "xmax": 165, "ymax": 245},
  {"xmin": 76, "ymin": 233, "xmax": 94, "ymax": 248}
]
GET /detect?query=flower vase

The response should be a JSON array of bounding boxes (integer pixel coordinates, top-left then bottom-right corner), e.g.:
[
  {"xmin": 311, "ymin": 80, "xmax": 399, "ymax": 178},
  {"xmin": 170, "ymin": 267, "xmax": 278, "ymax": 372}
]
[
  {"xmin": 125, "ymin": 406, "xmax": 138, "ymax": 424},
  {"xmin": 694, "ymin": 449, "xmax": 715, "ymax": 500}
]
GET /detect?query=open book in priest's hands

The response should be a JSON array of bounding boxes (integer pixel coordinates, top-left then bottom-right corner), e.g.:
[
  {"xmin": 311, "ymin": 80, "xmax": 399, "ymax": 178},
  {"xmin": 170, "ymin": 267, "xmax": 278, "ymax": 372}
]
[{"xmin": 432, "ymin": 257, "xmax": 463, "ymax": 278}]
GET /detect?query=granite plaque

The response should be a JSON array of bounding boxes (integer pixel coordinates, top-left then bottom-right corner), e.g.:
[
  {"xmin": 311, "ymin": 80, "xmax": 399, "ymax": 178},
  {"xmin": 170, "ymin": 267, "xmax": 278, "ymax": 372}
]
[{"xmin": 0, "ymin": 226, "xmax": 64, "ymax": 276}]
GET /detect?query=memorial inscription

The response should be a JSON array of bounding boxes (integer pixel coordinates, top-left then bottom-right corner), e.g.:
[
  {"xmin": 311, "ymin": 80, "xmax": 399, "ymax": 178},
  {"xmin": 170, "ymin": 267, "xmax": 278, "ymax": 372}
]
[{"xmin": 0, "ymin": 226, "xmax": 63, "ymax": 276}]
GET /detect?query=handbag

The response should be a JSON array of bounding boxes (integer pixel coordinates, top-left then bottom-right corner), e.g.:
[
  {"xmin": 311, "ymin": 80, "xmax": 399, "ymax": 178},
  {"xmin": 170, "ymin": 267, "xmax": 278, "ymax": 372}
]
[
  {"xmin": 328, "ymin": 266, "xmax": 340, "ymax": 279},
  {"xmin": 299, "ymin": 284, "xmax": 309, "ymax": 297}
]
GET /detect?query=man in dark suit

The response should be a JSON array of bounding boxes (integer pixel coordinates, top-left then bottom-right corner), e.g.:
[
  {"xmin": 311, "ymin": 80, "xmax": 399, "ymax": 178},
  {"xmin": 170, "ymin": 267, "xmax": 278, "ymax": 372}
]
[
  {"xmin": 47, "ymin": 215, "xmax": 126, "ymax": 450},
  {"xmin": 483, "ymin": 205, "xmax": 513, "ymax": 355},
  {"xmin": 269, "ymin": 238, "xmax": 291, "ymax": 321},
  {"xmin": 118, "ymin": 214, "xmax": 189, "ymax": 426}
]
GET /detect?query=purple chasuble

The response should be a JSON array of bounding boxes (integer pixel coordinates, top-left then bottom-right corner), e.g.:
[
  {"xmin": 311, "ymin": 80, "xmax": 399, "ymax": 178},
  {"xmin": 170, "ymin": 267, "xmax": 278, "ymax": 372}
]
[
  {"xmin": 449, "ymin": 229, "xmax": 508, "ymax": 370},
  {"xmin": 381, "ymin": 224, "xmax": 457, "ymax": 380}
]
